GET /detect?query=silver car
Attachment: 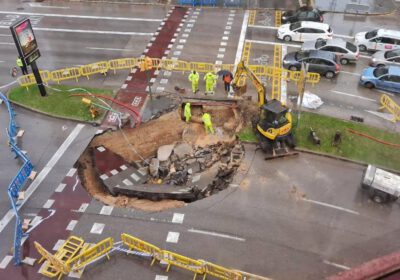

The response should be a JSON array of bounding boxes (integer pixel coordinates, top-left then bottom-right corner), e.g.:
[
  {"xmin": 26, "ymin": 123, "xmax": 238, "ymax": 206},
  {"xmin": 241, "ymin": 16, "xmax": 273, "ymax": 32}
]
[
  {"xmin": 301, "ymin": 38, "xmax": 359, "ymax": 65},
  {"xmin": 369, "ymin": 49, "xmax": 400, "ymax": 67}
]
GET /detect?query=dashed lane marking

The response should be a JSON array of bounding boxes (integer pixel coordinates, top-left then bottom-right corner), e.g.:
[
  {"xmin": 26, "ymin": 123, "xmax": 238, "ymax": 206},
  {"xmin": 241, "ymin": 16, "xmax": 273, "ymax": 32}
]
[
  {"xmin": 100, "ymin": 205, "xmax": 114, "ymax": 216},
  {"xmin": 77, "ymin": 203, "xmax": 89, "ymax": 213},
  {"xmin": 52, "ymin": 239, "xmax": 66, "ymax": 251},
  {"xmin": 66, "ymin": 167, "xmax": 77, "ymax": 177},
  {"xmin": 43, "ymin": 199, "xmax": 55, "ymax": 209},
  {"xmin": 340, "ymin": 71, "xmax": 361, "ymax": 76},
  {"xmin": 0, "ymin": 255, "xmax": 13, "ymax": 269},
  {"xmin": 188, "ymin": 228, "xmax": 245, "ymax": 242},
  {"xmin": 246, "ymin": 39, "xmax": 301, "ymax": 49},
  {"xmin": 172, "ymin": 213, "xmax": 185, "ymax": 224},
  {"xmin": 66, "ymin": 220, "xmax": 78, "ymax": 231},
  {"xmin": 55, "ymin": 183, "xmax": 66, "ymax": 193},
  {"xmin": 302, "ymin": 198, "xmax": 360, "ymax": 215},
  {"xmin": 330, "ymin": 90, "xmax": 376, "ymax": 102},
  {"xmin": 323, "ymin": 260, "xmax": 350, "ymax": 270},
  {"xmin": 166, "ymin": 231, "xmax": 180, "ymax": 243},
  {"xmin": 155, "ymin": 276, "xmax": 168, "ymax": 280},
  {"xmin": 90, "ymin": 223, "xmax": 105, "ymax": 235}
]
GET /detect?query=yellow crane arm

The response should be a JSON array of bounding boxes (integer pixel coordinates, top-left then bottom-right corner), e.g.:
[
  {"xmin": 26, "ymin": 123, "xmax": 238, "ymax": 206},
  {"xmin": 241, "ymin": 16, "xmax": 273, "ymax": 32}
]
[{"xmin": 232, "ymin": 61, "xmax": 266, "ymax": 107}]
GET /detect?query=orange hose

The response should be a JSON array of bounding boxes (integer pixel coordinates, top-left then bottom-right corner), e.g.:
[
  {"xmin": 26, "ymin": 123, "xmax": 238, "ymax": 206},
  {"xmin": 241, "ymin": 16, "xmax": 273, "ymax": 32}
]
[{"xmin": 347, "ymin": 128, "xmax": 400, "ymax": 148}]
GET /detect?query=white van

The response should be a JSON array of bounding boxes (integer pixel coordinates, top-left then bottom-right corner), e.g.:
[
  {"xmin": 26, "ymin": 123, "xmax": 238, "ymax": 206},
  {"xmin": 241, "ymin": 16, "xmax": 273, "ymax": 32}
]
[
  {"xmin": 361, "ymin": 165, "xmax": 400, "ymax": 203},
  {"xmin": 355, "ymin": 29, "xmax": 400, "ymax": 52}
]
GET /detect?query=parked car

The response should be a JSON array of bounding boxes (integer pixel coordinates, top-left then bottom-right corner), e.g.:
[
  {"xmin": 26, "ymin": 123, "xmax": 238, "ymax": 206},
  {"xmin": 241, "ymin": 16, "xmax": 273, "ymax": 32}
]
[
  {"xmin": 369, "ymin": 49, "xmax": 400, "ymax": 67},
  {"xmin": 359, "ymin": 65, "xmax": 400, "ymax": 93},
  {"xmin": 282, "ymin": 50, "xmax": 340, "ymax": 78},
  {"xmin": 361, "ymin": 165, "xmax": 400, "ymax": 204},
  {"xmin": 281, "ymin": 7, "xmax": 324, "ymax": 24},
  {"xmin": 355, "ymin": 29, "xmax": 400, "ymax": 52},
  {"xmin": 277, "ymin": 21, "xmax": 333, "ymax": 43},
  {"xmin": 302, "ymin": 38, "xmax": 359, "ymax": 65}
]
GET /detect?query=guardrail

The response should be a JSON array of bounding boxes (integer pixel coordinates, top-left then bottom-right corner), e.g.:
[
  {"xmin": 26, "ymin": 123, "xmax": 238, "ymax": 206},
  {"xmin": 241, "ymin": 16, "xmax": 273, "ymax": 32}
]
[
  {"xmin": 0, "ymin": 92, "xmax": 35, "ymax": 266},
  {"xmin": 35, "ymin": 232, "xmax": 271, "ymax": 280},
  {"xmin": 17, "ymin": 57, "xmax": 320, "ymax": 89}
]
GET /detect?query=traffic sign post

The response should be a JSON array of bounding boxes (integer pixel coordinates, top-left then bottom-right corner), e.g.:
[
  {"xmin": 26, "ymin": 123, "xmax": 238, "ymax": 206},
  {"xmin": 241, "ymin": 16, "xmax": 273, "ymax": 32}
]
[{"xmin": 10, "ymin": 18, "xmax": 47, "ymax": 96}]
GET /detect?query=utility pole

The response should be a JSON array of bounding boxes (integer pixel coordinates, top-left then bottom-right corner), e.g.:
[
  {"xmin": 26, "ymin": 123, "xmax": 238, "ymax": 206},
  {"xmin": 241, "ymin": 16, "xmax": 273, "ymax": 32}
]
[{"xmin": 296, "ymin": 62, "xmax": 308, "ymax": 125}]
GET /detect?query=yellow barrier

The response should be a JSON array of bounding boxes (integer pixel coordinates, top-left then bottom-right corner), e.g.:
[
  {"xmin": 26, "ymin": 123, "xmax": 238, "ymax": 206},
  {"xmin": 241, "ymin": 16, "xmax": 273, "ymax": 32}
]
[
  {"xmin": 380, "ymin": 94, "xmax": 400, "ymax": 122},
  {"xmin": 109, "ymin": 58, "xmax": 138, "ymax": 74},
  {"xmin": 17, "ymin": 70, "xmax": 51, "ymax": 88},
  {"xmin": 275, "ymin": 11, "xmax": 282, "ymax": 27},
  {"xmin": 51, "ymin": 67, "xmax": 81, "ymax": 84},
  {"xmin": 234, "ymin": 270, "xmax": 273, "ymax": 280},
  {"xmin": 203, "ymin": 262, "xmax": 242, "ymax": 280},
  {"xmin": 248, "ymin": 10, "xmax": 256, "ymax": 26},
  {"xmin": 80, "ymin": 61, "xmax": 109, "ymax": 79},
  {"xmin": 68, "ymin": 237, "xmax": 114, "ymax": 271},
  {"xmin": 237, "ymin": 41, "xmax": 252, "ymax": 87},
  {"xmin": 162, "ymin": 250, "xmax": 205, "ymax": 280},
  {"xmin": 35, "ymin": 241, "xmax": 70, "ymax": 280},
  {"xmin": 189, "ymin": 62, "xmax": 217, "ymax": 74},
  {"xmin": 121, "ymin": 233, "xmax": 163, "ymax": 266}
]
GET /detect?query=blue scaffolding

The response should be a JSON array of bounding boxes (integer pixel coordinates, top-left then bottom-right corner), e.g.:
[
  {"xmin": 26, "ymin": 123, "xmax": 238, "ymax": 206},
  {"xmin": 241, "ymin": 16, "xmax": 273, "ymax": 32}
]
[{"xmin": 0, "ymin": 92, "xmax": 34, "ymax": 265}]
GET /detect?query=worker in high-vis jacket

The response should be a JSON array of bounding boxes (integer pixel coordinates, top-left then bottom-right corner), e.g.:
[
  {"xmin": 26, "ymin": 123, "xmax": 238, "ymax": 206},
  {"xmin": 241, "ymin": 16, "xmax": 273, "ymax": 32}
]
[
  {"xmin": 16, "ymin": 57, "xmax": 28, "ymax": 75},
  {"xmin": 202, "ymin": 112, "xmax": 214, "ymax": 134},
  {"xmin": 188, "ymin": 70, "xmax": 199, "ymax": 94},
  {"xmin": 184, "ymin": 102, "xmax": 191, "ymax": 123},
  {"xmin": 204, "ymin": 72, "xmax": 216, "ymax": 95}
]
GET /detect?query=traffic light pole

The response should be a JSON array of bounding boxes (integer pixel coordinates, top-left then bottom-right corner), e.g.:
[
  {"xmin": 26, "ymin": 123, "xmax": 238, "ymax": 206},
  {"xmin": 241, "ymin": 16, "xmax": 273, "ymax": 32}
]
[
  {"xmin": 146, "ymin": 69, "xmax": 152, "ymax": 99},
  {"xmin": 30, "ymin": 61, "xmax": 47, "ymax": 97}
]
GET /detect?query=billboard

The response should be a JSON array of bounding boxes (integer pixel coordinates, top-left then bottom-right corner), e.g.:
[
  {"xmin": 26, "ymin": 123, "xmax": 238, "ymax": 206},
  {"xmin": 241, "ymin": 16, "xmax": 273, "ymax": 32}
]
[{"xmin": 10, "ymin": 18, "xmax": 40, "ymax": 65}]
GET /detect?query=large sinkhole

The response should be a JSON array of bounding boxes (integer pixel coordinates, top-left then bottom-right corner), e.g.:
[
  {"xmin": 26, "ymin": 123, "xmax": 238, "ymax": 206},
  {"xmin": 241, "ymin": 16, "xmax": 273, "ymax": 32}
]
[{"xmin": 77, "ymin": 104, "xmax": 246, "ymax": 212}]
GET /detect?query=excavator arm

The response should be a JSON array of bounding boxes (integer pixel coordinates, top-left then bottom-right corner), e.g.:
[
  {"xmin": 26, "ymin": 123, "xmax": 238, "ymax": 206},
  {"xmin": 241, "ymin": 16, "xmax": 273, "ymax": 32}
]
[{"xmin": 232, "ymin": 61, "xmax": 266, "ymax": 107}]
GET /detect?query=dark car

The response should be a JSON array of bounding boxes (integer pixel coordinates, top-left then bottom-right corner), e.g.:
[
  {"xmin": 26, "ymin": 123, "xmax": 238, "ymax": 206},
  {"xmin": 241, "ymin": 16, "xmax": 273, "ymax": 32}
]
[
  {"xmin": 281, "ymin": 7, "xmax": 324, "ymax": 24},
  {"xmin": 282, "ymin": 50, "xmax": 340, "ymax": 78}
]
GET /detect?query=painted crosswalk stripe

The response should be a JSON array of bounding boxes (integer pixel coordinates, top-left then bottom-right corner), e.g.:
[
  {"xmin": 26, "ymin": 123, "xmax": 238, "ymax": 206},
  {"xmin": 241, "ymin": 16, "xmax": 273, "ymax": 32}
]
[
  {"xmin": 100, "ymin": 205, "xmax": 114, "ymax": 216},
  {"xmin": 52, "ymin": 239, "xmax": 65, "ymax": 251},
  {"xmin": 172, "ymin": 213, "xmax": 184, "ymax": 224},
  {"xmin": 166, "ymin": 232, "xmax": 180, "ymax": 243},
  {"xmin": 43, "ymin": 199, "xmax": 55, "ymax": 209},
  {"xmin": 66, "ymin": 220, "xmax": 78, "ymax": 231},
  {"xmin": 66, "ymin": 168, "xmax": 77, "ymax": 177},
  {"xmin": 55, "ymin": 183, "xmax": 66, "ymax": 192},
  {"xmin": 0, "ymin": 255, "xmax": 12, "ymax": 269},
  {"xmin": 90, "ymin": 223, "xmax": 105, "ymax": 234}
]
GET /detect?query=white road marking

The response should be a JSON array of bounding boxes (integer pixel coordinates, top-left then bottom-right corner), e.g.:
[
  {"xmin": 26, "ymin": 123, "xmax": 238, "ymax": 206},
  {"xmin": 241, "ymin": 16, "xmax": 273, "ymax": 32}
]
[
  {"xmin": 110, "ymin": 169, "xmax": 118, "ymax": 175},
  {"xmin": 359, "ymin": 54, "xmax": 371, "ymax": 59},
  {"xmin": 43, "ymin": 199, "xmax": 55, "ymax": 209},
  {"xmin": 234, "ymin": 10, "xmax": 249, "ymax": 71},
  {"xmin": 77, "ymin": 203, "xmax": 89, "ymax": 213},
  {"xmin": 66, "ymin": 167, "xmax": 77, "ymax": 177},
  {"xmin": 0, "ymin": 34, "xmax": 11, "ymax": 37},
  {"xmin": 172, "ymin": 213, "xmax": 184, "ymax": 224},
  {"xmin": 86, "ymin": 47, "xmax": 138, "ymax": 51},
  {"xmin": 66, "ymin": 220, "xmax": 78, "ymax": 231},
  {"xmin": 0, "ymin": 42, "xmax": 14, "ymax": 45},
  {"xmin": 323, "ymin": 260, "xmax": 350, "ymax": 270},
  {"xmin": 29, "ymin": 3, "xmax": 70, "ymax": 9},
  {"xmin": 281, "ymin": 45, "xmax": 288, "ymax": 104},
  {"xmin": 0, "ymin": 255, "xmax": 12, "ymax": 269},
  {"xmin": 55, "ymin": 183, "xmax": 66, "ymax": 192},
  {"xmin": 100, "ymin": 174, "xmax": 109, "ymax": 180},
  {"xmin": 302, "ymin": 198, "xmax": 360, "ymax": 215},
  {"xmin": 334, "ymin": 34, "xmax": 354, "ymax": 39},
  {"xmin": 3, "ymin": 26, "xmax": 155, "ymax": 36},
  {"xmin": 246, "ymin": 39, "xmax": 301, "ymax": 49},
  {"xmin": 0, "ymin": 11, "xmax": 162, "ymax": 22},
  {"xmin": 100, "ymin": 205, "xmax": 113, "ymax": 216},
  {"xmin": 155, "ymin": 276, "xmax": 168, "ymax": 280},
  {"xmin": 188, "ymin": 228, "xmax": 245, "ymax": 242},
  {"xmin": 52, "ymin": 239, "xmax": 66, "ymax": 251},
  {"xmin": 166, "ymin": 231, "xmax": 180, "ymax": 243},
  {"xmin": 330, "ymin": 90, "xmax": 376, "ymax": 102},
  {"xmin": 0, "ymin": 80, "xmax": 17, "ymax": 89},
  {"xmin": 26, "ymin": 209, "xmax": 55, "ymax": 234},
  {"xmin": 90, "ymin": 223, "xmax": 105, "ymax": 234},
  {"xmin": 249, "ymin": 24, "xmax": 278, "ymax": 30},
  {"xmin": 340, "ymin": 71, "xmax": 361, "ymax": 76},
  {"xmin": 72, "ymin": 175, "xmax": 79, "ymax": 191}
]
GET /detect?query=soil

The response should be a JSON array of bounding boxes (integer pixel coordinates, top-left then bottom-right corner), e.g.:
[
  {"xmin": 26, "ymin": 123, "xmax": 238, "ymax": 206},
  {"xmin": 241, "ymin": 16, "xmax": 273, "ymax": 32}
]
[{"xmin": 78, "ymin": 105, "xmax": 243, "ymax": 212}]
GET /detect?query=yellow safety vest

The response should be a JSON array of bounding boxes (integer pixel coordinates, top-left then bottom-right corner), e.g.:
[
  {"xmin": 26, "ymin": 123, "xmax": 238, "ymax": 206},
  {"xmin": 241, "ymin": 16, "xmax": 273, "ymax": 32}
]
[
  {"xmin": 189, "ymin": 72, "xmax": 199, "ymax": 83},
  {"xmin": 184, "ymin": 103, "xmax": 191, "ymax": 117},
  {"xmin": 16, "ymin": 58, "xmax": 23, "ymax": 67},
  {"xmin": 202, "ymin": 113, "xmax": 212, "ymax": 125}
]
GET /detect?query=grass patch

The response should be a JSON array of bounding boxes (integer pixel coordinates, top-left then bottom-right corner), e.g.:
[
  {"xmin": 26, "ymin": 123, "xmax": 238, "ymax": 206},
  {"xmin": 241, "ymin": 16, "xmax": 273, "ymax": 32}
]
[
  {"xmin": 238, "ymin": 112, "xmax": 400, "ymax": 170},
  {"xmin": 238, "ymin": 125, "xmax": 258, "ymax": 142},
  {"xmin": 8, "ymin": 85, "xmax": 114, "ymax": 122}
]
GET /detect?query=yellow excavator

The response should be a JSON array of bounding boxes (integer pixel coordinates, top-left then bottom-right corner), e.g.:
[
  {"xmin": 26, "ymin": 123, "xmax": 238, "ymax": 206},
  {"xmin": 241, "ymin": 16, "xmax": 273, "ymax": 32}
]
[{"xmin": 232, "ymin": 61, "xmax": 295, "ymax": 154}]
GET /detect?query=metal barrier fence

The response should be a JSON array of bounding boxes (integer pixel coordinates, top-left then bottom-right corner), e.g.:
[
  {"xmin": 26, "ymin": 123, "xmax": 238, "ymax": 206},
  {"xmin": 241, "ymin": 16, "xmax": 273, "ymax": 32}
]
[
  {"xmin": 35, "ymin": 232, "xmax": 271, "ymax": 280},
  {"xmin": 17, "ymin": 57, "xmax": 320, "ymax": 89},
  {"xmin": 380, "ymin": 94, "xmax": 400, "ymax": 122},
  {"xmin": 0, "ymin": 92, "xmax": 34, "ymax": 266}
]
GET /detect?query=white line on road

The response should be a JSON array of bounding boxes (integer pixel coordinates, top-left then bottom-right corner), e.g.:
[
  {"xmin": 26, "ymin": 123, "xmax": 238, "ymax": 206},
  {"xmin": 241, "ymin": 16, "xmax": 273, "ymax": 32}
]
[
  {"xmin": 340, "ymin": 71, "xmax": 361, "ymax": 76},
  {"xmin": 0, "ymin": 34, "xmax": 11, "ymax": 37},
  {"xmin": 0, "ymin": 26, "xmax": 153, "ymax": 36},
  {"xmin": 248, "ymin": 24, "xmax": 278, "ymax": 30},
  {"xmin": 0, "ymin": 11, "xmax": 162, "ymax": 22},
  {"xmin": 246, "ymin": 39, "xmax": 301, "ymax": 49},
  {"xmin": 0, "ymin": 42, "xmax": 14, "ymax": 45},
  {"xmin": 0, "ymin": 124, "xmax": 85, "ymax": 233},
  {"xmin": 330, "ymin": 90, "xmax": 376, "ymax": 102},
  {"xmin": 188, "ymin": 228, "xmax": 246, "ymax": 242},
  {"xmin": 233, "ymin": 10, "xmax": 249, "ymax": 72},
  {"xmin": 334, "ymin": 34, "xmax": 354, "ymax": 39},
  {"xmin": 302, "ymin": 198, "xmax": 360, "ymax": 215},
  {"xmin": 29, "ymin": 3, "xmax": 70, "ymax": 9},
  {"xmin": 86, "ymin": 47, "xmax": 137, "ymax": 52},
  {"xmin": 0, "ymin": 81, "xmax": 17, "ymax": 90},
  {"xmin": 323, "ymin": 260, "xmax": 350, "ymax": 270}
]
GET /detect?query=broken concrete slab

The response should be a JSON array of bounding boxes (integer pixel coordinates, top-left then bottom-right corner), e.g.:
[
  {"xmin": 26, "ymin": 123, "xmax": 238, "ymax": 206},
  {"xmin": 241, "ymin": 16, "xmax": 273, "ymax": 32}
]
[
  {"xmin": 157, "ymin": 144, "xmax": 175, "ymax": 161},
  {"xmin": 174, "ymin": 143, "xmax": 193, "ymax": 159}
]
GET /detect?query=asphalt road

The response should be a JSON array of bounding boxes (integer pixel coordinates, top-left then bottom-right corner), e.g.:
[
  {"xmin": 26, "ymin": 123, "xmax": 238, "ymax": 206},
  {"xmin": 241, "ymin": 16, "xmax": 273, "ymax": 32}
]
[{"xmin": 0, "ymin": 1, "xmax": 399, "ymax": 280}]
